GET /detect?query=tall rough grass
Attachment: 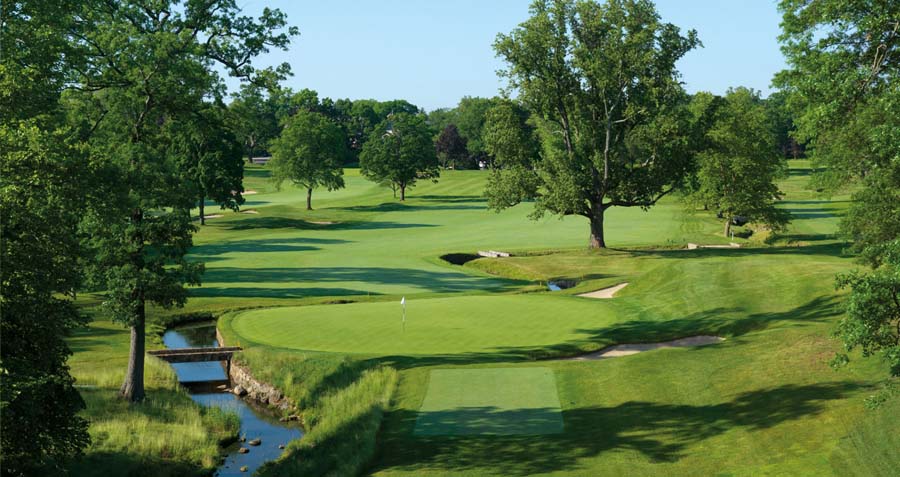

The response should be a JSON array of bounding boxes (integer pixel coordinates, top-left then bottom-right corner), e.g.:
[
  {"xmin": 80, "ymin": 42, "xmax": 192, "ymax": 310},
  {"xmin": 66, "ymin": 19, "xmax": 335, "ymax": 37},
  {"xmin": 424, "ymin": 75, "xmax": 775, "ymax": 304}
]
[
  {"xmin": 67, "ymin": 315, "xmax": 239, "ymax": 477},
  {"xmin": 258, "ymin": 366, "xmax": 398, "ymax": 476}
]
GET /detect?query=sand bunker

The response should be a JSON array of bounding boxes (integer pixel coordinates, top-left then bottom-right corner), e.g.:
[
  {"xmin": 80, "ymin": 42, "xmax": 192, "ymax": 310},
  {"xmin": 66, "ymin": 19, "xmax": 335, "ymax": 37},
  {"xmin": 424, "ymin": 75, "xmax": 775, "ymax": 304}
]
[
  {"xmin": 578, "ymin": 282, "xmax": 628, "ymax": 299},
  {"xmin": 243, "ymin": 190, "xmax": 258, "ymax": 195},
  {"xmin": 309, "ymin": 221, "xmax": 334, "ymax": 225},
  {"xmin": 566, "ymin": 336, "xmax": 724, "ymax": 361},
  {"xmin": 193, "ymin": 214, "xmax": 224, "ymax": 221},
  {"xmin": 241, "ymin": 210, "xmax": 259, "ymax": 214}
]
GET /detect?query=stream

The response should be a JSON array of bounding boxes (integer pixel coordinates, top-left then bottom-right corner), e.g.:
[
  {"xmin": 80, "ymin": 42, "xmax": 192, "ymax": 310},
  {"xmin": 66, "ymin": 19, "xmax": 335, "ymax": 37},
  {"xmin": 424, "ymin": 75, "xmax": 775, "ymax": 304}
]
[{"xmin": 162, "ymin": 323, "xmax": 302, "ymax": 476}]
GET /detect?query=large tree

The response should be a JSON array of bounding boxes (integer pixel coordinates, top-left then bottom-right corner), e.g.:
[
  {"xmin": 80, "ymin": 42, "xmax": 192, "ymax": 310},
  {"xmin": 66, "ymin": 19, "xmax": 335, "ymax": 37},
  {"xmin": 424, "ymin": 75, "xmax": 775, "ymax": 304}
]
[
  {"xmin": 435, "ymin": 124, "xmax": 469, "ymax": 169},
  {"xmin": 228, "ymin": 83, "xmax": 280, "ymax": 164},
  {"xmin": 0, "ymin": 0, "xmax": 91, "ymax": 472},
  {"xmin": 690, "ymin": 87, "xmax": 791, "ymax": 237},
  {"xmin": 775, "ymin": 0, "xmax": 899, "ymax": 266},
  {"xmin": 776, "ymin": 0, "xmax": 900, "ymax": 381},
  {"xmin": 178, "ymin": 104, "xmax": 246, "ymax": 225},
  {"xmin": 490, "ymin": 0, "xmax": 699, "ymax": 248},
  {"xmin": 359, "ymin": 113, "xmax": 439, "ymax": 200},
  {"xmin": 269, "ymin": 109, "xmax": 348, "ymax": 210},
  {"xmin": 71, "ymin": 0, "xmax": 296, "ymax": 402},
  {"xmin": 455, "ymin": 96, "xmax": 498, "ymax": 167}
]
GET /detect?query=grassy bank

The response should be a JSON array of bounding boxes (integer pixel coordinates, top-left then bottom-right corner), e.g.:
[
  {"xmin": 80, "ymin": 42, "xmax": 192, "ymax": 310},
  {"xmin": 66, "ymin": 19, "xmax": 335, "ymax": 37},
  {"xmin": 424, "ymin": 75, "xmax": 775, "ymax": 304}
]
[
  {"xmin": 66, "ymin": 304, "xmax": 238, "ymax": 477},
  {"xmin": 215, "ymin": 320, "xmax": 399, "ymax": 476}
]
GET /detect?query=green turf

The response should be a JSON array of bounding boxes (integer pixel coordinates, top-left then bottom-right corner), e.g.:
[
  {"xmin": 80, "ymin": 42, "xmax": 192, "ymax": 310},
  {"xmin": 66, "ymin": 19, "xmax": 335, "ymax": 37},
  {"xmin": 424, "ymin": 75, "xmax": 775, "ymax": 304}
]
[
  {"xmin": 189, "ymin": 167, "xmax": 731, "ymax": 299},
  {"xmin": 72, "ymin": 159, "xmax": 897, "ymax": 476},
  {"xmin": 414, "ymin": 368, "xmax": 564, "ymax": 436}
]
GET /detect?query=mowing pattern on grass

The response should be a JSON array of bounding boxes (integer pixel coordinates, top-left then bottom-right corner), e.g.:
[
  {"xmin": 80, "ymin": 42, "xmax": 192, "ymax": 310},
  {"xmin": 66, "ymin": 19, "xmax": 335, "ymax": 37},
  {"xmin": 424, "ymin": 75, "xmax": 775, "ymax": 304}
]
[{"xmin": 414, "ymin": 368, "xmax": 564, "ymax": 436}]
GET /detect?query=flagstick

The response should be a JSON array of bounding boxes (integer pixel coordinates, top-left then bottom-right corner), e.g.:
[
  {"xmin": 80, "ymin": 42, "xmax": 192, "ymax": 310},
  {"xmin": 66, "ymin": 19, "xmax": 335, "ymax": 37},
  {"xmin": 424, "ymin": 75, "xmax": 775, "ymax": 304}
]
[{"xmin": 401, "ymin": 297, "xmax": 406, "ymax": 333}]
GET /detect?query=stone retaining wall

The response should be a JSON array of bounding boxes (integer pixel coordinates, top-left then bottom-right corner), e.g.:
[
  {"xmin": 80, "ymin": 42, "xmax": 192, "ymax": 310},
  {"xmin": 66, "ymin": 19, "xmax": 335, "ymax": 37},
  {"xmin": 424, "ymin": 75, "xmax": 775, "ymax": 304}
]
[{"xmin": 217, "ymin": 327, "xmax": 294, "ymax": 412}]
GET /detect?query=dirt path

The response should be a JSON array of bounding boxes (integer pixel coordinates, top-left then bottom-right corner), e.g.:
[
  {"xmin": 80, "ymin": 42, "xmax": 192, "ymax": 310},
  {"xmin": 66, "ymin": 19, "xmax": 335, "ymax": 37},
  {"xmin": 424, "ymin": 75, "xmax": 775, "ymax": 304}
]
[
  {"xmin": 565, "ymin": 335, "xmax": 724, "ymax": 361},
  {"xmin": 577, "ymin": 282, "xmax": 628, "ymax": 299}
]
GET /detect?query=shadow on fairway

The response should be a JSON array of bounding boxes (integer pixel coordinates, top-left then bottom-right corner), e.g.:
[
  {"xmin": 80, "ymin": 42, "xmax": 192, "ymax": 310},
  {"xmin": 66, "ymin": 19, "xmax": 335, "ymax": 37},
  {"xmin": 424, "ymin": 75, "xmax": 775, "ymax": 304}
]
[
  {"xmin": 626, "ymin": 242, "xmax": 849, "ymax": 259},
  {"xmin": 338, "ymin": 202, "xmax": 484, "ymax": 213},
  {"xmin": 190, "ymin": 286, "xmax": 376, "ymax": 298},
  {"xmin": 198, "ymin": 267, "xmax": 521, "ymax": 294},
  {"xmin": 191, "ymin": 239, "xmax": 338, "ymax": 257},
  {"xmin": 417, "ymin": 194, "xmax": 486, "ymax": 204},
  {"xmin": 225, "ymin": 216, "xmax": 438, "ymax": 231},
  {"xmin": 349, "ymin": 295, "xmax": 843, "ymax": 367},
  {"xmin": 370, "ymin": 382, "xmax": 864, "ymax": 475},
  {"xmin": 776, "ymin": 233, "xmax": 836, "ymax": 243}
]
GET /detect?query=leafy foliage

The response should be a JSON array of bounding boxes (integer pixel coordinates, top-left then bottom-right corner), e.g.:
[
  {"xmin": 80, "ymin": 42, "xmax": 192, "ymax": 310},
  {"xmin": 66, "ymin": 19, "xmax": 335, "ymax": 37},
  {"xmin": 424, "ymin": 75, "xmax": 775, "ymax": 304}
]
[
  {"xmin": 0, "ymin": 0, "xmax": 92, "ymax": 472},
  {"xmin": 270, "ymin": 109, "xmax": 348, "ymax": 209},
  {"xmin": 777, "ymin": 0, "xmax": 900, "ymax": 381},
  {"xmin": 776, "ymin": 0, "xmax": 900, "ymax": 263},
  {"xmin": 359, "ymin": 113, "xmax": 439, "ymax": 200},
  {"xmin": 491, "ymin": 0, "xmax": 699, "ymax": 248},
  {"xmin": 483, "ymin": 100, "xmax": 542, "ymax": 209},
  {"xmin": 689, "ymin": 87, "xmax": 791, "ymax": 237},
  {"xmin": 68, "ymin": 0, "xmax": 297, "ymax": 401},
  {"xmin": 435, "ymin": 124, "xmax": 469, "ymax": 169},
  {"xmin": 228, "ymin": 83, "xmax": 281, "ymax": 163},
  {"xmin": 833, "ymin": 240, "xmax": 900, "ymax": 378}
]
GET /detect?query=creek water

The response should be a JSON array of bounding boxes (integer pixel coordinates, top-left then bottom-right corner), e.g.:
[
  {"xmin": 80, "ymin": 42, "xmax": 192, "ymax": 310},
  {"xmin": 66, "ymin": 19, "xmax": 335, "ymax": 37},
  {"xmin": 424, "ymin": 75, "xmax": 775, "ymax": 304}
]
[{"xmin": 162, "ymin": 323, "xmax": 302, "ymax": 476}]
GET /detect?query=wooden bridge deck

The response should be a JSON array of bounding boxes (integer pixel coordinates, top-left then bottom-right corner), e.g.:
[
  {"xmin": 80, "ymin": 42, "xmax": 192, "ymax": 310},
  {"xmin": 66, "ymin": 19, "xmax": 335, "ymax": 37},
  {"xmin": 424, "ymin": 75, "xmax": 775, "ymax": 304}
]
[{"xmin": 148, "ymin": 346, "xmax": 242, "ymax": 363}]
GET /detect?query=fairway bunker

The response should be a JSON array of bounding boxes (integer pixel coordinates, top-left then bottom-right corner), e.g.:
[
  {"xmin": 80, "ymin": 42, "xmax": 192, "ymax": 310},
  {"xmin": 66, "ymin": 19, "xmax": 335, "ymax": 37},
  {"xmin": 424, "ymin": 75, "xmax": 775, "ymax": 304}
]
[
  {"xmin": 567, "ymin": 335, "xmax": 724, "ymax": 361},
  {"xmin": 577, "ymin": 282, "xmax": 628, "ymax": 299},
  {"xmin": 414, "ymin": 368, "xmax": 564, "ymax": 436}
]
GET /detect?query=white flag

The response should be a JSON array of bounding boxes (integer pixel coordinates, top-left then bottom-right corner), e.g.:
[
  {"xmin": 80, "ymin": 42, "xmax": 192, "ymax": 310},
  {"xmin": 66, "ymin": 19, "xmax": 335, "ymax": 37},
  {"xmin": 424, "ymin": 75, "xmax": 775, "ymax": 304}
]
[{"xmin": 400, "ymin": 297, "xmax": 406, "ymax": 305}]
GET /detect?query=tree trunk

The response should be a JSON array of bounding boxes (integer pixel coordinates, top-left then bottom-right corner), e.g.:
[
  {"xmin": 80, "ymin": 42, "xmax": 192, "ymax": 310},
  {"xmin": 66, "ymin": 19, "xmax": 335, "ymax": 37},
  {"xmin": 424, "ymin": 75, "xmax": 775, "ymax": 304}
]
[
  {"xmin": 724, "ymin": 218, "xmax": 732, "ymax": 238},
  {"xmin": 121, "ymin": 208, "xmax": 146, "ymax": 402},
  {"xmin": 199, "ymin": 197, "xmax": 205, "ymax": 226},
  {"xmin": 306, "ymin": 187, "xmax": 313, "ymax": 210},
  {"xmin": 589, "ymin": 208, "xmax": 607, "ymax": 249},
  {"xmin": 119, "ymin": 306, "xmax": 145, "ymax": 402},
  {"xmin": 247, "ymin": 143, "xmax": 254, "ymax": 164},
  {"xmin": 400, "ymin": 184, "xmax": 406, "ymax": 201}
]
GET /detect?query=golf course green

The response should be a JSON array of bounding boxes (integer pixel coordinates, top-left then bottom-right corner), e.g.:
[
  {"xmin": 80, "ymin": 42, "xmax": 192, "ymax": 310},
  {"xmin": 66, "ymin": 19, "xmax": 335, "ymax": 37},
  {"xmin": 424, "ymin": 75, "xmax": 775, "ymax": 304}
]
[{"xmin": 193, "ymin": 160, "xmax": 898, "ymax": 476}]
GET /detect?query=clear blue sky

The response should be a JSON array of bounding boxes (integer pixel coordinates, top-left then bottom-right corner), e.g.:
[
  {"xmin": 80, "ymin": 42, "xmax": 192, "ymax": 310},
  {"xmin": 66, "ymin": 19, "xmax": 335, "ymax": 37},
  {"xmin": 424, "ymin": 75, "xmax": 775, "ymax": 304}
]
[{"xmin": 230, "ymin": 0, "xmax": 786, "ymax": 111}]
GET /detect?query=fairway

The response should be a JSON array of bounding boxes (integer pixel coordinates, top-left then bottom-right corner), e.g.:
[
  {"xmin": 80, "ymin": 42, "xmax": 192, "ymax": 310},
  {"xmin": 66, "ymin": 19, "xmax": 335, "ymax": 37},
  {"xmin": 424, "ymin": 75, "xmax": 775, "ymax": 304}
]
[{"xmin": 414, "ymin": 368, "xmax": 564, "ymax": 436}]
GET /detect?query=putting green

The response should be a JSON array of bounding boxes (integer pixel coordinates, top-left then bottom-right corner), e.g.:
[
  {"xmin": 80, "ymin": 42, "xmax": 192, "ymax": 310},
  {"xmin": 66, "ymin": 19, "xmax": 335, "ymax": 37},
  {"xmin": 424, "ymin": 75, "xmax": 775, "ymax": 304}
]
[
  {"xmin": 229, "ymin": 295, "xmax": 620, "ymax": 356},
  {"xmin": 414, "ymin": 368, "xmax": 564, "ymax": 436}
]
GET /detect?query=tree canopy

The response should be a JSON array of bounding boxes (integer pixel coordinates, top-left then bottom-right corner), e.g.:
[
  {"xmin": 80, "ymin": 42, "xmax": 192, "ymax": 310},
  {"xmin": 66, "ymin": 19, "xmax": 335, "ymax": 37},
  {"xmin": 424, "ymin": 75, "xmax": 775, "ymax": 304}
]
[
  {"xmin": 360, "ymin": 113, "xmax": 439, "ymax": 200},
  {"xmin": 689, "ymin": 87, "xmax": 791, "ymax": 237},
  {"xmin": 435, "ymin": 124, "xmax": 469, "ymax": 169},
  {"xmin": 776, "ymin": 0, "xmax": 900, "ymax": 381},
  {"xmin": 69, "ymin": 0, "xmax": 297, "ymax": 402},
  {"xmin": 489, "ymin": 0, "xmax": 699, "ymax": 248},
  {"xmin": 270, "ymin": 109, "xmax": 349, "ymax": 210},
  {"xmin": 0, "ymin": 0, "xmax": 92, "ymax": 472}
]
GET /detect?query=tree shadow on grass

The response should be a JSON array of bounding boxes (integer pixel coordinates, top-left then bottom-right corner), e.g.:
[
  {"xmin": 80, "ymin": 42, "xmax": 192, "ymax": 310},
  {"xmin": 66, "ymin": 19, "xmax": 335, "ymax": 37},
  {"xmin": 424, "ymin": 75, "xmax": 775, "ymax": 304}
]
[
  {"xmin": 338, "ymin": 202, "xmax": 484, "ymax": 213},
  {"xmin": 624, "ymin": 242, "xmax": 849, "ymax": 259},
  {"xmin": 197, "ymin": 267, "xmax": 522, "ymax": 294},
  {"xmin": 358, "ymin": 295, "xmax": 842, "ymax": 368},
  {"xmin": 190, "ymin": 286, "xmax": 376, "ymax": 299},
  {"xmin": 369, "ymin": 382, "xmax": 864, "ymax": 476},
  {"xmin": 224, "ymin": 216, "xmax": 437, "ymax": 231},
  {"xmin": 190, "ymin": 240, "xmax": 324, "ymax": 257},
  {"xmin": 69, "ymin": 451, "xmax": 207, "ymax": 477},
  {"xmin": 417, "ymin": 194, "xmax": 486, "ymax": 204}
]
